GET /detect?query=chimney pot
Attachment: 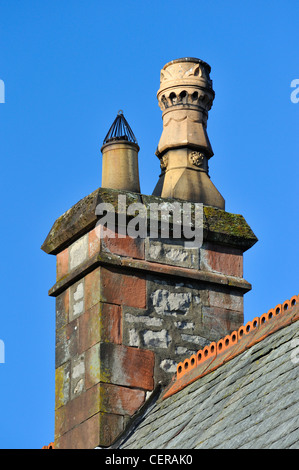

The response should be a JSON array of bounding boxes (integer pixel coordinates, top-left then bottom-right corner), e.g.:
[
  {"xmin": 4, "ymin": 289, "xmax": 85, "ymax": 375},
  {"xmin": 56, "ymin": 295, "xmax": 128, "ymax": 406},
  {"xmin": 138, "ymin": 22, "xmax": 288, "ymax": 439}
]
[
  {"xmin": 101, "ymin": 111, "xmax": 141, "ymax": 193},
  {"xmin": 153, "ymin": 57, "xmax": 225, "ymax": 209}
]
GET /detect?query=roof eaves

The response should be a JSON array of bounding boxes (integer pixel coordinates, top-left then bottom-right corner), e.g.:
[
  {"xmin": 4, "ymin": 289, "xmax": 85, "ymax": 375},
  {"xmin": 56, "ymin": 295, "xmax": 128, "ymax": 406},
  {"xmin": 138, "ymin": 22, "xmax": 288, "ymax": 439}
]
[{"xmin": 162, "ymin": 294, "xmax": 299, "ymax": 400}]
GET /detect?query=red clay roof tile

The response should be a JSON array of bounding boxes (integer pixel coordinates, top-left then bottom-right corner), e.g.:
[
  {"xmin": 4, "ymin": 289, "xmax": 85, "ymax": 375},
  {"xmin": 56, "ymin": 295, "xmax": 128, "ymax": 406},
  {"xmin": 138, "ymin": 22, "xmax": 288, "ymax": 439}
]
[
  {"xmin": 42, "ymin": 442, "xmax": 54, "ymax": 449},
  {"xmin": 163, "ymin": 294, "xmax": 299, "ymax": 399}
]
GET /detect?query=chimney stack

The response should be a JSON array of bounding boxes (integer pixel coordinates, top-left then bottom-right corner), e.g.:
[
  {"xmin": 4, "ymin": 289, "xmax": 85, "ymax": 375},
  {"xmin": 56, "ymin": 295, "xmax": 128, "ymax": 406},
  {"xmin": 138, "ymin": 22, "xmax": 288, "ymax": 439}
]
[
  {"xmin": 101, "ymin": 111, "xmax": 141, "ymax": 193},
  {"xmin": 153, "ymin": 58, "xmax": 225, "ymax": 209},
  {"xmin": 42, "ymin": 57, "xmax": 257, "ymax": 449}
]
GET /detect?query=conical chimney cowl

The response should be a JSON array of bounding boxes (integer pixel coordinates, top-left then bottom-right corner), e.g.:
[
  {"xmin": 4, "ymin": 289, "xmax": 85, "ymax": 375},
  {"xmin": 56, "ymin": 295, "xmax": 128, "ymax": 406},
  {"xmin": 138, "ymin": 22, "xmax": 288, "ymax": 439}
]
[{"xmin": 101, "ymin": 111, "xmax": 141, "ymax": 193}]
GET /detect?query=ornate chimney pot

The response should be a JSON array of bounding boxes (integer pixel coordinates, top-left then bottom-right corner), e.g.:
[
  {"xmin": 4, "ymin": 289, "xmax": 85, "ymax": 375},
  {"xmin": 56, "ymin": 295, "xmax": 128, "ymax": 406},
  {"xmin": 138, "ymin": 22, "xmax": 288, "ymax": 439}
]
[{"xmin": 153, "ymin": 58, "xmax": 225, "ymax": 209}]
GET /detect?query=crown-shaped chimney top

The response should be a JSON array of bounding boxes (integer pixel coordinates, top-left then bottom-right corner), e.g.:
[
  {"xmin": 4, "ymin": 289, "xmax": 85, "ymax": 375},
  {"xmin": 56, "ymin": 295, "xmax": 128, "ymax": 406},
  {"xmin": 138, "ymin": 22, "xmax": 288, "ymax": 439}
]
[
  {"xmin": 152, "ymin": 57, "xmax": 225, "ymax": 209},
  {"xmin": 103, "ymin": 110, "xmax": 138, "ymax": 145}
]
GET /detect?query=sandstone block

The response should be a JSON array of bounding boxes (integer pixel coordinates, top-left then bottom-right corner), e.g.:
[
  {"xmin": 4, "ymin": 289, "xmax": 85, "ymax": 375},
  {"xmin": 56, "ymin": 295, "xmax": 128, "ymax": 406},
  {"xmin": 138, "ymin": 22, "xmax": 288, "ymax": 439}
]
[
  {"xmin": 55, "ymin": 362, "xmax": 71, "ymax": 410},
  {"xmin": 208, "ymin": 288, "xmax": 243, "ymax": 313},
  {"xmin": 56, "ymin": 290, "xmax": 69, "ymax": 330},
  {"xmin": 78, "ymin": 302, "xmax": 122, "ymax": 354},
  {"xmin": 55, "ymin": 412, "xmax": 124, "ymax": 449},
  {"xmin": 56, "ymin": 247, "xmax": 69, "ymax": 281},
  {"xmin": 101, "ymin": 226, "xmax": 145, "ymax": 259},
  {"xmin": 88, "ymin": 226, "xmax": 101, "ymax": 258},
  {"xmin": 85, "ymin": 342, "xmax": 154, "ymax": 391},
  {"xmin": 84, "ymin": 268, "xmax": 101, "ymax": 311},
  {"xmin": 55, "ymin": 318, "xmax": 78, "ymax": 368},
  {"xmin": 101, "ymin": 267, "xmax": 146, "ymax": 309},
  {"xmin": 200, "ymin": 243, "xmax": 243, "ymax": 277},
  {"xmin": 55, "ymin": 381, "xmax": 145, "ymax": 441}
]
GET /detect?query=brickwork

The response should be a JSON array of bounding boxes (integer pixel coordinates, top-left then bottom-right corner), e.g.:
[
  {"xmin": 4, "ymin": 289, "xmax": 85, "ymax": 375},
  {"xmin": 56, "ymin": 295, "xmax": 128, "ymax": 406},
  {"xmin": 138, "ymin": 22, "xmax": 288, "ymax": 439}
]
[
  {"xmin": 121, "ymin": 239, "xmax": 245, "ymax": 383},
  {"xmin": 53, "ymin": 230, "xmax": 156, "ymax": 448},
  {"xmin": 42, "ymin": 188, "xmax": 257, "ymax": 449}
]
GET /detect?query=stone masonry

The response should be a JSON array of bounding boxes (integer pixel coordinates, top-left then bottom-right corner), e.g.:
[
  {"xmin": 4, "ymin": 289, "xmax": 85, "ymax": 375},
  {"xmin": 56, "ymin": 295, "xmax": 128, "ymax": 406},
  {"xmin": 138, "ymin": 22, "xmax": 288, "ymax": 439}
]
[{"xmin": 42, "ymin": 187, "xmax": 257, "ymax": 449}]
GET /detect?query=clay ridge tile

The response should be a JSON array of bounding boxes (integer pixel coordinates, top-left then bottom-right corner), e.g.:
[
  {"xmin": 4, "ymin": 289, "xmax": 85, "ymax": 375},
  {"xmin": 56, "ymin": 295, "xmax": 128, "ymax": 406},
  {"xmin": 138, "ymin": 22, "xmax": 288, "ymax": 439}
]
[
  {"xmin": 42, "ymin": 442, "xmax": 55, "ymax": 449},
  {"xmin": 163, "ymin": 294, "xmax": 299, "ymax": 399}
]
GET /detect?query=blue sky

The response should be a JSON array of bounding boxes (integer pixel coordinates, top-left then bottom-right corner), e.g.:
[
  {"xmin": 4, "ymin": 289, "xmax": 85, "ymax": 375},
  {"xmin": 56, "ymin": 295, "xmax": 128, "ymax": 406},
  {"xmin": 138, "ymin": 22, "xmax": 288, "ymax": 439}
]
[{"xmin": 0, "ymin": 0, "xmax": 298, "ymax": 449}]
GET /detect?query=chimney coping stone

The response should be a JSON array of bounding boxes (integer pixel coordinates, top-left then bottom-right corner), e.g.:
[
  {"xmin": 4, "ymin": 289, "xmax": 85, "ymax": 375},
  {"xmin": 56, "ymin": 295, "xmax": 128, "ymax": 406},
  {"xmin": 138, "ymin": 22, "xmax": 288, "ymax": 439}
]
[{"xmin": 41, "ymin": 187, "xmax": 258, "ymax": 256}]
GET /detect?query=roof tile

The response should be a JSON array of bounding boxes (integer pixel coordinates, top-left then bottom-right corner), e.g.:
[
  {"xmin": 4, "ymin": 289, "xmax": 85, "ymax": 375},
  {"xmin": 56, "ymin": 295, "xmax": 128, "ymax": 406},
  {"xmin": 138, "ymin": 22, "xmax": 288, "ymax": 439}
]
[
  {"xmin": 163, "ymin": 294, "xmax": 299, "ymax": 399},
  {"xmin": 42, "ymin": 442, "xmax": 55, "ymax": 449}
]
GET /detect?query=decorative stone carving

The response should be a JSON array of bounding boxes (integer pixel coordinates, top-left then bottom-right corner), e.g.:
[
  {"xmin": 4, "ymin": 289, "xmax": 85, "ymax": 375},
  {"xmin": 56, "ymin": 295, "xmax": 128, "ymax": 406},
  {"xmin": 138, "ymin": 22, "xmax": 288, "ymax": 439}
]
[
  {"xmin": 160, "ymin": 155, "xmax": 168, "ymax": 172},
  {"xmin": 190, "ymin": 151, "xmax": 205, "ymax": 168},
  {"xmin": 159, "ymin": 58, "xmax": 212, "ymax": 88},
  {"xmin": 158, "ymin": 89, "xmax": 213, "ymax": 111}
]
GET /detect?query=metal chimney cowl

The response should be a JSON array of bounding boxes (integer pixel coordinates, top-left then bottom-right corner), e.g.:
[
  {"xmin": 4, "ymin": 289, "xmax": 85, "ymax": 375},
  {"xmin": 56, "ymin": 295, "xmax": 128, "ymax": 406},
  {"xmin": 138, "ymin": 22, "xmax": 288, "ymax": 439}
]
[
  {"xmin": 153, "ymin": 58, "xmax": 225, "ymax": 210},
  {"xmin": 101, "ymin": 111, "xmax": 141, "ymax": 193}
]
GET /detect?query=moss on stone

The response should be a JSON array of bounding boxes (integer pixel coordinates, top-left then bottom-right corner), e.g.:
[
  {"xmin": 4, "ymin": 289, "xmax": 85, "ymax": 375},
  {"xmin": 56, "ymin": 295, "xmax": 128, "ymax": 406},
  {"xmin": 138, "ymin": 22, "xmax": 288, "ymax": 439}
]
[
  {"xmin": 203, "ymin": 206, "xmax": 258, "ymax": 249},
  {"xmin": 42, "ymin": 187, "xmax": 258, "ymax": 255},
  {"xmin": 55, "ymin": 364, "xmax": 70, "ymax": 409}
]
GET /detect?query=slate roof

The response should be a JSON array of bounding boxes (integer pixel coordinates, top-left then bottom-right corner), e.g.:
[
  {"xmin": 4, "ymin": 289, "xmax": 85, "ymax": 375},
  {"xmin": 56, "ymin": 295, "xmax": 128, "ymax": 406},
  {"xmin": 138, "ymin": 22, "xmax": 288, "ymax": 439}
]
[{"xmin": 113, "ymin": 296, "xmax": 299, "ymax": 449}]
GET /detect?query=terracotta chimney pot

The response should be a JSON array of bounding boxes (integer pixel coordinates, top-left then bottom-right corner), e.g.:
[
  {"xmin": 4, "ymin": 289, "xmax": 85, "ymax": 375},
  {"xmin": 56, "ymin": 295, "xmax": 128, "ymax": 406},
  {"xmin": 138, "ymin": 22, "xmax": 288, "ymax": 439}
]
[{"xmin": 153, "ymin": 57, "xmax": 225, "ymax": 209}]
